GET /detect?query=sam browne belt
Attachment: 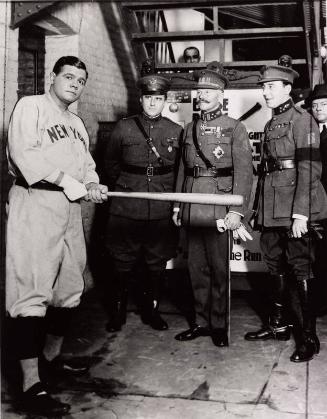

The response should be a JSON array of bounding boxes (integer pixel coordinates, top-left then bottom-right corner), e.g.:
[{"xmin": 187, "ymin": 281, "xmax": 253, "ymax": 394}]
[
  {"xmin": 122, "ymin": 164, "xmax": 174, "ymax": 176},
  {"xmin": 261, "ymin": 158, "xmax": 296, "ymax": 173},
  {"xmin": 185, "ymin": 166, "xmax": 233, "ymax": 178}
]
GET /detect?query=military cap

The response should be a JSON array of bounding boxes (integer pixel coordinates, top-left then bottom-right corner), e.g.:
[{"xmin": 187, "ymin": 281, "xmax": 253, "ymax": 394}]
[
  {"xmin": 258, "ymin": 55, "xmax": 299, "ymax": 85},
  {"xmin": 290, "ymin": 88, "xmax": 311, "ymax": 108},
  {"xmin": 137, "ymin": 74, "xmax": 170, "ymax": 95},
  {"xmin": 195, "ymin": 61, "xmax": 229, "ymax": 90}
]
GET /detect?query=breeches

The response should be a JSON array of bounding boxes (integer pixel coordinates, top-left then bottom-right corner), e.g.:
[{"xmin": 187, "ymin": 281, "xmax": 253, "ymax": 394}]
[
  {"xmin": 106, "ymin": 215, "xmax": 178, "ymax": 272},
  {"xmin": 187, "ymin": 227, "xmax": 231, "ymax": 329},
  {"xmin": 6, "ymin": 185, "xmax": 86, "ymax": 318},
  {"xmin": 260, "ymin": 228, "xmax": 316, "ymax": 280}
]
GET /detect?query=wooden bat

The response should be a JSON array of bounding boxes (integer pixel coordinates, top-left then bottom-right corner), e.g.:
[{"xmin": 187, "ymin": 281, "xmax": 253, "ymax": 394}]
[
  {"xmin": 238, "ymin": 102, "xmax": 262, "ymax": 122},
  {"xmin": 106, "ymin": 192, "xmax": 243, "ymax": 206}
]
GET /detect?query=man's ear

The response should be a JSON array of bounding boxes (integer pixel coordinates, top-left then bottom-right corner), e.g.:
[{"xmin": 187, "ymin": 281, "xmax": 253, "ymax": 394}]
[{"xmin": 49, "ymin": 72, "xmax": 56, "ymax": 84}]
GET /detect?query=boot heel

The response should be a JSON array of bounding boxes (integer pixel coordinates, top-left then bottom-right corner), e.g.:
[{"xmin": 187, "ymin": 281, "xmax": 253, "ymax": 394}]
[{"xmin": 313, "ymin": 336, "xmax": 320, "ymax": 354}]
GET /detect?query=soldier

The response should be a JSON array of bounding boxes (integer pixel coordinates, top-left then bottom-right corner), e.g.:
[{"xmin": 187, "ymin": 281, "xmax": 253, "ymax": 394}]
[
  {"xmin": 244, "ymin": 56, "xmax": 327, "ymax": 363},
  {"xmin": 104, "ymin": 74, "xmax": 183, "ymax": 333},
  {"xmin": 307, "ymin": 84, "xmax": 327, "ymax": 315},
  {"xmin": 173, "ymin": 62, "xmax": 253, "ymax": 347}
]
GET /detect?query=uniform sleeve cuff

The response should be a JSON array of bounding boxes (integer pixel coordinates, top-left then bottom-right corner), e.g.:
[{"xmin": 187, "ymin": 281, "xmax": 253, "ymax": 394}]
[
  {"xmin": 292, "ymin": 214, "xmax": 308, "ymax": 221},
  {"xmin": 229, "ymin": 210, "xmax": 244, "ymax": 217}
]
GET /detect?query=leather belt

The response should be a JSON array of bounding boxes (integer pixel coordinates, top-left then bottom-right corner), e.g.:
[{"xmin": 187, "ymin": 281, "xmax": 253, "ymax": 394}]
[
  {"xmin": 263, "ymin": 159, "xmax": 296, "ymax": 173},
  {"xmin": 121, "ymin": 164, "xmax": 174, "ymax": 177},
  {"xmin": 185, "ymin": 166, "xmax": 233, "ymax": 178},
  {"xmin": 15, "ymin": 177, "xmax": 63, "ymax": 191}
]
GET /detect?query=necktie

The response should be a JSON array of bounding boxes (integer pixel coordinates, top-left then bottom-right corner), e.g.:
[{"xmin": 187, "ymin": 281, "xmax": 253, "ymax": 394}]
[{"xmin": 322, "ymin": 124, "xmax": 327, "ymax": 134}]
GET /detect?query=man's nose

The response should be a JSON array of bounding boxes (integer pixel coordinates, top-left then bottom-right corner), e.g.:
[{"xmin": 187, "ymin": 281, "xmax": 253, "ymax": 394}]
[{"xmin": 71, "ymin": 79, "xmax": 78, "ymax": 89}]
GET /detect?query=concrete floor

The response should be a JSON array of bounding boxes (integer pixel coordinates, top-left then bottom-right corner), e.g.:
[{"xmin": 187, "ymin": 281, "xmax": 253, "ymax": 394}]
[{"xmin": 2, "ymin": 276, "xmax": 327, "ymax": 419}]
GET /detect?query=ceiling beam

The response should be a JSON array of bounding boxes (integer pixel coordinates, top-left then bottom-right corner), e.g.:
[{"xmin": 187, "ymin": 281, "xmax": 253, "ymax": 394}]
[
  {"xmin": 121, "ymin": 1, "xmax": 299, "ymax": 11},
  {"xmin": 11, "ymin": 1, "xmax": 57, "ymax": 28},
  {"xmin": 132, "ymin": 27, "xmax": 304, "ymax": 42},
  {"xmin": 156, "ymin": 59, "xmax": 307, "ymax": 71}
]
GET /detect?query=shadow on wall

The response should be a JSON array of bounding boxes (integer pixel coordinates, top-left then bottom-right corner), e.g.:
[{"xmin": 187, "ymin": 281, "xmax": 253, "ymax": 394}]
[
  {"xmin": 87, "ymin": 2, "xmax": 143, "ymax": 298},
  {"xmin": 99, "ymin": 2, "xmax": 141, "ymax": 117}
]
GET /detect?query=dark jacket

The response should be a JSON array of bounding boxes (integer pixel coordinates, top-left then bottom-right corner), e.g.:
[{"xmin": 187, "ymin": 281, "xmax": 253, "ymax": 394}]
[
  {"xmin": 105, "ymin": 113, "xmax": 183, "ymax": 220},
  {"xmin": 320, "ymin": 126, "xmax": 327, "ymax": 192},
  {"xmin": 257, "ymin": 99, "xmax": 327, "ymax": 227},
  {"xmin": 175, "ymin": 111, "xmax": 253, "ymax": 227}
]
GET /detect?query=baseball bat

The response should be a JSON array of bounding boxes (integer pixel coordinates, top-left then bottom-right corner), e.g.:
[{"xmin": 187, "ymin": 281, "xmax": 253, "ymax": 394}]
[
  {"xmin": 106, "ymin": 192, "xmax": 243, "ymax": 206},
  {"xmin": 238, "ymin": 102, "xmax": 262, "ymax": 122}
]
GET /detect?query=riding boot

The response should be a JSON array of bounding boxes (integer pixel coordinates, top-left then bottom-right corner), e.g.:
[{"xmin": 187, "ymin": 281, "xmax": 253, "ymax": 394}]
[
  {"xmin": 141, "ymin": 271, "xmax": 168, "ymax": 331},
  {"xmin": 245, "ymin": 274, "xmax": 291, "ymax": 341},
  {"xmin": 106, "ymin": 271, "xmax": 129, "ymax": 333},
  {"xmin": 290, "ymin": 278, "xmax": 320, "ymax": 362}
]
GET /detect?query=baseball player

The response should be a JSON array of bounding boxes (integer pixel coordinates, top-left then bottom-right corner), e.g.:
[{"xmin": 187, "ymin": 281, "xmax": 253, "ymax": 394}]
[{"xmin": 5, "ymin": 56, "xmax": 108, "ymax": 416}]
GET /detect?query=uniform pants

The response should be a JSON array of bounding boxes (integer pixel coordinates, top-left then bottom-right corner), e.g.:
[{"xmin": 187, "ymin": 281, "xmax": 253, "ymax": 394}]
[
  {"xmin": 106, "ymin": 215, "xmax": 178, "ymax": 272},
  {"xmin": 260, "ymin": 228, "xmax": 316, "ymax": 281},
  {"xmin": 187, "ymin": 227, "xmax": 230, "ymax": 329},
  {"xmin": 6, "ymin": 185, "xmax": 86, "ymax": 318}
]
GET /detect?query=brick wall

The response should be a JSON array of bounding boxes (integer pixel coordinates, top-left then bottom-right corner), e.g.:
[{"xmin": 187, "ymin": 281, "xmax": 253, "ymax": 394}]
[
  {"xmin": 0, "ymin": 3, "xmax": 18, "ymax": 300},
  {"xmin": 0, "ymin": 3, "xmax": 19, "ymax": 129}
]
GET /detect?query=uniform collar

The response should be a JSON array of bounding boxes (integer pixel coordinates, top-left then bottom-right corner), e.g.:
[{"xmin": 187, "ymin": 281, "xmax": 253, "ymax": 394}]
[
  {"xmin": 46, "ymin": 92, "xmax": 69, "ymax": 113},
  {"xmin": 273, "ymin": 98, "xmax": 293, "ymax": 115},
  {"xmin": 142, "ymin": 112, "xmax": 162, "ymax": 122},
  {"xmin": 201, "ymin": 106, "xmax": 222, "ymax": 121}
]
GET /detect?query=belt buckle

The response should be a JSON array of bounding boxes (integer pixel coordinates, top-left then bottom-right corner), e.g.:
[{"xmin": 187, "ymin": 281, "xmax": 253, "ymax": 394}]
[
  {"xmin": 209, "ymin": 167, "xmax": 217, "ymax": 177},
  {"xmin": 147, "ymin": 165, "xmax": 154, "ymax": 177},
  {"xmin": 193, "ymin": 166, "xmax": 200, "ymax": 178}
]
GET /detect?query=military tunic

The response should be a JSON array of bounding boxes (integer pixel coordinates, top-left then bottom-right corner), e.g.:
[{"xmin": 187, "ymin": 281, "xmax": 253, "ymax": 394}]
[
  {"xmin": 176, "ymin": 111, "xmax": 252, "ymax": 226},
  {"xmin": 105, "ymin": 113, "xmax": 183, "ymax": 271},
  {"xmin": 175, "ymin": 109, "xmax": 253, "ymax": 329},
  {"xmin": 256, "ymin": 99, "xmax": 327, "ymax": 280}
]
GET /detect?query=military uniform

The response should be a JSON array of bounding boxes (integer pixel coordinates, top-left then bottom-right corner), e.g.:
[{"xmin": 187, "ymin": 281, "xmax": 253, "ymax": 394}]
[
  {"xmin": 106, "ymin": 113, "xmax": 182, "ymax": 269},
  {"xmin": 175, "ymin": 109, "xmax": 252, "ymax": 334},
  {"xmin": 245, "ymin": 58, "xmax": 327, "ymax": 363},
  {"xmin": 104, "ymin": 73, "xmax": 183, "ymax": 332},
  {"xmin": 257, "ymin": 99, "xmax": 327, "ymax": 276}
]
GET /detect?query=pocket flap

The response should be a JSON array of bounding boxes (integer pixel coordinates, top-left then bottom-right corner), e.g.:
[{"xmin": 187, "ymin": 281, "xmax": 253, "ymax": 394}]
[{"xmin": 271, "ymin": 170, "xmax": 296, "ymax": 187}]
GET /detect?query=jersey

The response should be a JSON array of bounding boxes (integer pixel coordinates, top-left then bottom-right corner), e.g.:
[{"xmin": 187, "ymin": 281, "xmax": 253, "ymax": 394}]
[{"xmin": 7, "ymin": 93, "xmax": 99, "ymax": 186}]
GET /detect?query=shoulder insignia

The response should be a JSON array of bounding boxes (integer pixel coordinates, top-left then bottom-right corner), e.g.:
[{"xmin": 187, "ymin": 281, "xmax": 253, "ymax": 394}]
[
  {"xmin": 162, "ymin": 116, "xmax": 179, "ymax": 126},
  {"xmin": 293, "ymin": 105, "xmax": 305, "ymax": 114},
  {"xmin": 123, "ymin": 114, "xmax": 138, "ymax": 120}
]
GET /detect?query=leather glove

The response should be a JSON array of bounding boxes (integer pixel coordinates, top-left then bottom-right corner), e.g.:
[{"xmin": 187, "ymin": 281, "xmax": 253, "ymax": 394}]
[
  {"xmin": 233, "ymin": 223, "xmax": 253, "ymax": 241},
  {"xmin": 216, "ymin": 219, "xmax": 227, "ymax": 232},
  {"xmin": 59, "ymin": 174, "xmax": 87, "ymax": 201}
]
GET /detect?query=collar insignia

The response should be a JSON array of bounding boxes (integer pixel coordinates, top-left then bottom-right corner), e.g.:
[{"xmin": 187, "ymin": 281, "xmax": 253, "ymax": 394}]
[{"xmin": 274, "ymin": 99, "xmax": 293, "ymax": 115}]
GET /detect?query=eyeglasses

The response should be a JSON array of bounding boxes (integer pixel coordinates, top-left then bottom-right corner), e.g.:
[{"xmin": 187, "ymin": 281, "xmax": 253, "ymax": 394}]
[{"xmin": 312, "ymin": 102, "xmax": 327, "ymax": 110}]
